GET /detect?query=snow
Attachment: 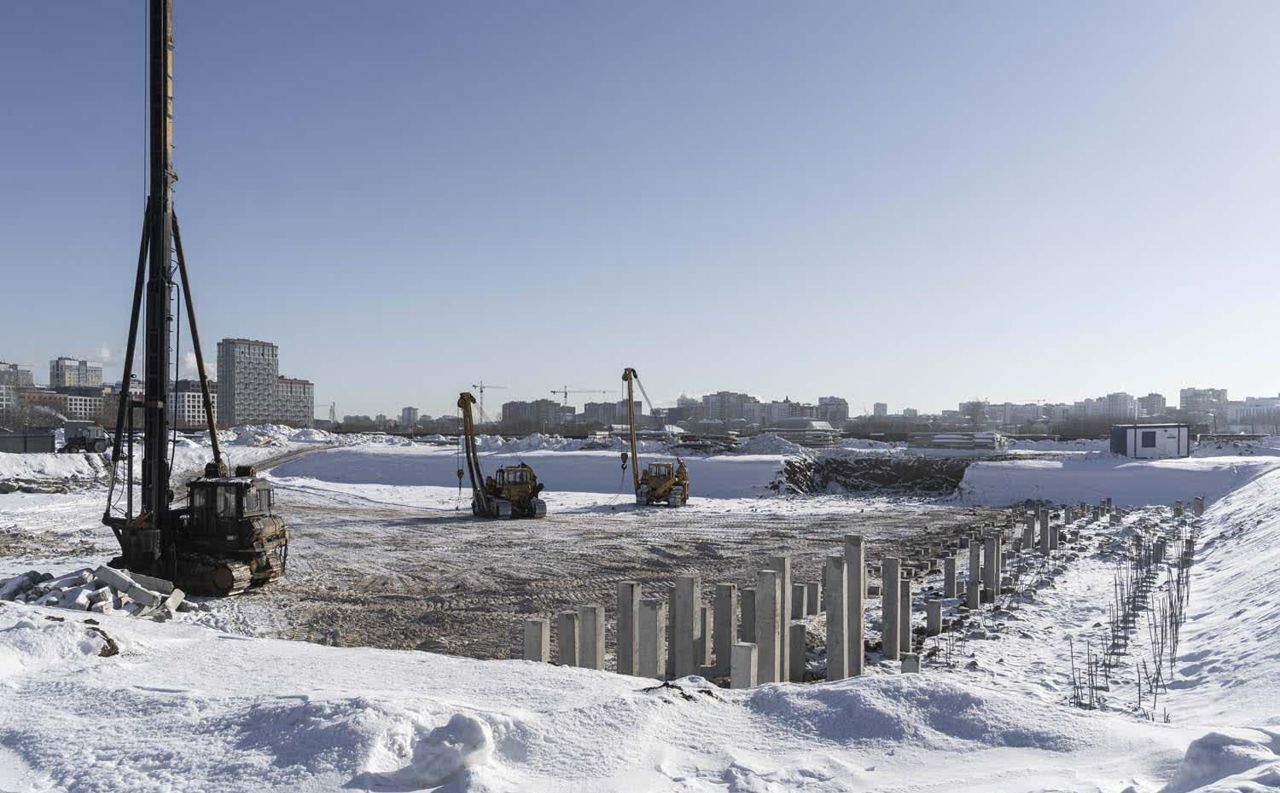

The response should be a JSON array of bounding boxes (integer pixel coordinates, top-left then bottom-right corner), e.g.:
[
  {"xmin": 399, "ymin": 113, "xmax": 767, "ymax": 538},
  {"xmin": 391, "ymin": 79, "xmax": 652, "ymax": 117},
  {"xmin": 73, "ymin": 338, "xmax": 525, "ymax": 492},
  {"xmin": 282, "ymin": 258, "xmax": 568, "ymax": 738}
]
[
  {"xmin": 957, "ymin": 454, "xmax": 1280, "ymax": 507},
  {"xmin": 3, "ymin": 433, "xmax": 1280, "ymax": 790},
  {"xmin": 270, "ymin": 444, "xmax": 789, "ymax": 499},
  {"xmin": 0, "ymin": 607, "xmax": 1200, "ymax": 792}
]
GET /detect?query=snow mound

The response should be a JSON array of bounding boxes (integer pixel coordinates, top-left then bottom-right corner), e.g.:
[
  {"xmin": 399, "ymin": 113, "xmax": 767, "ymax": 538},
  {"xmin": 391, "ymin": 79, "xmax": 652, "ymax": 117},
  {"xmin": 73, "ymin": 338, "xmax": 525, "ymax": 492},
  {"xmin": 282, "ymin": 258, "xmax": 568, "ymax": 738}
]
[
  {"xmin": 0, "ymin": 616, "xmax": 108, "ymax": 681},
  {"xmin": 735, "ymin": 433, "xmax": 809, "ymax": 456},
  {"xmin": 349, "ymin": 712, "xmax": 494, "ymax": 790},
  {"xmin": 0, "ymin": 451, "xmax": 108, "ymax": 486},
  {"xmin": 746, "ymin": 672, "xmax": 1089, "ymax": 752},
  {"xmin": 1162, "ymin": 730, "xmax": 1280, "ymax": 793}
]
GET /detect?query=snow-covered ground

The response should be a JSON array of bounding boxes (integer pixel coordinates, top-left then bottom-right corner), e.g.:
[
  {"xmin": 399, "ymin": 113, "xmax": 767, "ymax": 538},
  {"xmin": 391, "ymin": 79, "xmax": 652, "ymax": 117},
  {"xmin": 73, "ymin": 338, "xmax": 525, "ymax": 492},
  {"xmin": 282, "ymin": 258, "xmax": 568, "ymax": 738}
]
[
  {"xmin": 2, "ymin": 432, "xmax": 1280, "ymax": 790},
  {"xmin": 271, "ymin": 443, "xmax": 789, "ymax": 499},
  {"xmin": 957, "ymin": 455, "xmax": 1280, "ymax": 507}
]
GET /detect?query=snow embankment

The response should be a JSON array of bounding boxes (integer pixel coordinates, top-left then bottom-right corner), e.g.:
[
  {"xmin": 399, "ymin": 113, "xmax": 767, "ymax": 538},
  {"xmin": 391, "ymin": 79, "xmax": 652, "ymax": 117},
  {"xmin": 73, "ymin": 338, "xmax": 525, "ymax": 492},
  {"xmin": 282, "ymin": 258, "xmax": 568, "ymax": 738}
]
[
  {"xmin": 0, "ymin": 452, "xmax": 109, "ymax": 487},
  {"xmin": 1136, "ymin": 467, "xmax": 1280, "ymax": 791},
  {"xmin": 271, "ymin": 444, "xmax": 788, "ymax": 499},
  {"xmin": 0, "ymin": 607, "xmax": 1188, "ymax": 792},
  {"xmin": 0, "ymin": 425, "xmax": 344, "ymax": 488},
  {"xmin": 956, "ymin": 455, "xmax": 1280, "ymax": 507}
]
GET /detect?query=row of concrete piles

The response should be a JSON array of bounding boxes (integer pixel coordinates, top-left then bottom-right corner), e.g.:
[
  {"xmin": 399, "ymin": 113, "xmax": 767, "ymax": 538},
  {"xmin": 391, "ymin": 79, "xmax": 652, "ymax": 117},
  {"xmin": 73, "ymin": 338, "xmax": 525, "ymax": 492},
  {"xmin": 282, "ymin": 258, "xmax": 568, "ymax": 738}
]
[
  {"xmin": 522, "ymin": 554, "xmax": 826, "ymax": 687},
  {"xmin": 520, "ymin": 494, "xmax": 1207, "ymax": 689}
]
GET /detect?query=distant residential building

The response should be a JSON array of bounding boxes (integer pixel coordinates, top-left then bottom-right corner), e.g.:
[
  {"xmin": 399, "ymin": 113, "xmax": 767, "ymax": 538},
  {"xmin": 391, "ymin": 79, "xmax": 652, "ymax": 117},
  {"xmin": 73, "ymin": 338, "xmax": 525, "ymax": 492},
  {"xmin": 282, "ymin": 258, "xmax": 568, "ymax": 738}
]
[
  {"xmin": 216, "ymin": 338, "xmax": 313, "ymax": 427},
  {"xmin": 501, "ymin": 399, "xmax": 562, "ymax": 431},
  {"xmin": 582, "ymin": 401, "xmax": 617, "ymax": 426},
  {"xmin": 0, "ymin": 361, "xmax": 34, "ymax": 388},
  {"xmin": 1044, "ymin": 403, "xmax": 1072, "ymax": 422},
  {"xmin": 49, "ymin": 357, "xmax": 103, "ymax": 389},
  {"xmin": 217, "ymin": 339, "xmax": 278, "ymax": 426},
  {"xmin": 1137, "ymin": 393, "xmax": 1167, "ymax": 417},
  {"xmin": 0, "ymin": 385, "xmax": 16, "ymax": 422},
  {"xmin": 901, "ymin": 407, "xmax": 918, "ymax": 418},
  {"xmin": 989, "ymin": 402, "xmax": 1043, "ymax": 428},
  {"xmin": 816, "ymin": 396, "xmax": 849, "ymax": 426},
  {"xmin": 1225, "ymin": 396, "xmax": 1280, "ymax": 427},
  {"xmin": 100, "ymin": 379, "xmax": 144, "ymax": 430},
  {"xmin": 168, "ymin": 379, "xmax": 217, "ymax": 430},
  {"xmin": 702, "ymin": 391, "xmax": 758, "ymax": 421},
  {"xmin": 275, "ymin": 377, "xmax": 314, "ymax": 427},
  {"xmin": 873, "ymin": 402, "xmax": 888, "ymax": 417},
  {"xmin": 1104, "ymin": 392, "xmax": 1137, "ymax": 419},
  {"xmin": 763, "ymin": 398, "xmax": 805, "ymax": 424},
  {"xmin": 61, "ymin": 389, "xmax": 105, "ymax": 422},
  {"xmin": 400, "ymin": 406, "xmax": 420, "ymax": 429},
  {"xmin": 1179, "ymin": 387, "xmax": 1228, "ymax": 415}
]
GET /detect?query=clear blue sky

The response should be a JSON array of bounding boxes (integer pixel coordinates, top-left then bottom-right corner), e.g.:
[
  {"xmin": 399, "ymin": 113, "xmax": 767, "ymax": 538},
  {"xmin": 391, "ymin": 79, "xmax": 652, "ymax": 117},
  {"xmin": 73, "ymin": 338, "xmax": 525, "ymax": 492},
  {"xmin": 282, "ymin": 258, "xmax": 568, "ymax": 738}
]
[{"xmin": 3, "ymin": 1, "xmax": 1279, "ymax": 418}]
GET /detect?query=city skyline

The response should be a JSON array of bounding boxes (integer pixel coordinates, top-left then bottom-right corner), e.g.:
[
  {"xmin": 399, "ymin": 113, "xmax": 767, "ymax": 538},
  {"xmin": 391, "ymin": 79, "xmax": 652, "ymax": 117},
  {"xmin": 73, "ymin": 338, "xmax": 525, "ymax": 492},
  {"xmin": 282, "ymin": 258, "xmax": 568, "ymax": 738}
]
[{"xmin": 6, "ymin": 348, "xmax": 1280, "ymax": 423}]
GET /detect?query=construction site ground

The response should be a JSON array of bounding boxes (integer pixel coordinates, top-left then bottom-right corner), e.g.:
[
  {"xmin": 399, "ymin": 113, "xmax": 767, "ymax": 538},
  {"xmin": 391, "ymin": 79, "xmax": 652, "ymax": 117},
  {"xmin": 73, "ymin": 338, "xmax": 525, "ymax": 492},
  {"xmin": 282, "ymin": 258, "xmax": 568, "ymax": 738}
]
[
  {"xmin": 0, "ymin": 445, "xmax": 1001, "ymax": 661},
  {"xmin": 206, "ymin": 477, "xmax": 1001, "ymax": 659}
]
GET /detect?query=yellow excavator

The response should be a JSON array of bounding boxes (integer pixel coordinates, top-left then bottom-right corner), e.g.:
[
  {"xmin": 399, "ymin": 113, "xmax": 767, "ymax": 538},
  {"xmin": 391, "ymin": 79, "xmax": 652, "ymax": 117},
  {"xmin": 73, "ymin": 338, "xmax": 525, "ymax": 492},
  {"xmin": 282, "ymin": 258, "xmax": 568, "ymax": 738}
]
[
  {"xmin": 622, "ymin": 368, "xmax": 689, "ymax": 507},
  {"xmin": 457, "ymin": 392, "xmax": 547, "ymax": 518}
]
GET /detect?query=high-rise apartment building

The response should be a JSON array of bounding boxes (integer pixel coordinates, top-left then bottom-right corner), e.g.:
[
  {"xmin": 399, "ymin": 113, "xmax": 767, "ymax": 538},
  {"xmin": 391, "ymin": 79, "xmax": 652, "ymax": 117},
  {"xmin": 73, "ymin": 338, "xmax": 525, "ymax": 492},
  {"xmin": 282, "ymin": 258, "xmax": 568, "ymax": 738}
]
[
  {"xmin": 0, "ymin": 361, "xmax": 34, "ymax": 388},
  {"xmin": 217, "ymin": 339, "xmax": 278, "ymax": 426},
  {"xmin": 1179, "ymin": 387, "xmax": 1228, "ymax": 415},
  {"xmin": 1137, "ymin": 393, "xmax": 1167, "ymax": 417},
  {"xmin": 274, "ymin": 377, "xmax": 314, "ymax": 428},
  {"xmin": 49, "ymin": 357, "xmax": 103, "ymax": 389},
  {"xmin": 216, "ymin": 338, "xmax": 315, "ymax": 428},
  {"xmin": 400, "ymin": 406, "xmax": 420, "ymax": 429}
]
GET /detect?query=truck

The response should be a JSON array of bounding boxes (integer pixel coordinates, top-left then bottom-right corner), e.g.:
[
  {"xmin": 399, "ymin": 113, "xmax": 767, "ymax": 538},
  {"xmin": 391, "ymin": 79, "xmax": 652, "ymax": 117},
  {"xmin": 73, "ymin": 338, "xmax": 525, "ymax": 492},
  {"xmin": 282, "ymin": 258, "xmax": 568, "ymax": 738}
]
[{"xmin": 61, "ymin": 421, "xmax": 108, "ymax": 453}]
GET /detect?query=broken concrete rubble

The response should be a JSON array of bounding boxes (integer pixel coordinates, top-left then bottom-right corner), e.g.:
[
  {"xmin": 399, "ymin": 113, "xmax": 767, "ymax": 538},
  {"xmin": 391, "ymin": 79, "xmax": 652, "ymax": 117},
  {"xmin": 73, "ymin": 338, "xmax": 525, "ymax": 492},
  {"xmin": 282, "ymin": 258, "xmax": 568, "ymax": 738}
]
[{"xmin": 0, "ymin": 565, "xmax": 185, "ymax": 621}]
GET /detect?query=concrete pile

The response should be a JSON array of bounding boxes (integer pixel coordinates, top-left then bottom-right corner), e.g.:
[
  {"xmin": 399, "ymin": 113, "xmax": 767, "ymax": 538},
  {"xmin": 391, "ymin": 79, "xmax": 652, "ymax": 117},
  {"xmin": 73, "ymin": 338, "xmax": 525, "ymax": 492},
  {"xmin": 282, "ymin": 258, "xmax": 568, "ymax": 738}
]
[{"xmin": 0, "ymin": 565, "xmax": 187, "ymax": 620}]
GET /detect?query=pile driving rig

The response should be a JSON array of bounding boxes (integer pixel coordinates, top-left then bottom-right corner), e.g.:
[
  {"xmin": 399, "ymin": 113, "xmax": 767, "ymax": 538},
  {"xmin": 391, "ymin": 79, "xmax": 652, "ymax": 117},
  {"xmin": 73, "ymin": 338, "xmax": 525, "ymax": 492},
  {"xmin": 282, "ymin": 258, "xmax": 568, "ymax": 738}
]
[
  {"xmin": 102, "ymin": 0, "xmax": 288, "ymax": 596},
  {"xmin": 458, "ymin": 392, "xmax": 547, "ymax": 518},
  {"xmin": 622, "ymin": 368, "xmax": 689, "ymax": 507}
]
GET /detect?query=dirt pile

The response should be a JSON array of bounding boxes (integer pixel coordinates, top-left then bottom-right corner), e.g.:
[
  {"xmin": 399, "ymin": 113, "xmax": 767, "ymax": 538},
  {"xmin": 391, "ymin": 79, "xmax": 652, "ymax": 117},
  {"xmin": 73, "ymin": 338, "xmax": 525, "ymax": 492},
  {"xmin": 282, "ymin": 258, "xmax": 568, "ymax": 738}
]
[{"xmin": 775, "ymin": 456, "xmax": 973, "ymax": 495}]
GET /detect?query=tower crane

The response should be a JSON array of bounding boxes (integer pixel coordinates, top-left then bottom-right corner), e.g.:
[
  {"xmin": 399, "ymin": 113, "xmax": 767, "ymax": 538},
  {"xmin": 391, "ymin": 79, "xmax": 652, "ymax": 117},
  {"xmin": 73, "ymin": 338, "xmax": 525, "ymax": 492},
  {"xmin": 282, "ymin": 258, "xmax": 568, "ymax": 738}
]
[
  {"xmin": 549, "ymin": 386, "xmax": 611, "ymax": 406},
  {"xmin": 470, "ymin": 381, "xmax": 507, "ymax": 418},
  {"xmin": 621, "ymin": 368, "xmax": 689, "ymax": 507}
]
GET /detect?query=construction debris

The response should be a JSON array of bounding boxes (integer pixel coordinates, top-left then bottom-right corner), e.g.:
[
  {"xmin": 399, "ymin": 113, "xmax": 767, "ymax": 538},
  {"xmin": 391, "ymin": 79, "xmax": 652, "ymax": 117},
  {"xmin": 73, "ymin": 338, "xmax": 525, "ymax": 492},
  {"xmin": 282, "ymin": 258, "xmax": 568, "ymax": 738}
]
[{"xmin": 0, "ymin": 566, "xmax": 188, "ymax": 621}]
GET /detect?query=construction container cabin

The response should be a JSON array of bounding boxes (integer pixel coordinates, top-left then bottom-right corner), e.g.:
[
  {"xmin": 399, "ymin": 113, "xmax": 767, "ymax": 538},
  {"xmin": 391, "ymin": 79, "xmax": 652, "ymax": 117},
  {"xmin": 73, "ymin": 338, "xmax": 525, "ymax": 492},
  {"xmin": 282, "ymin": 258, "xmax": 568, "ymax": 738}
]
[{"xmin": 1110, "ymin": 423, "xmax": 1191, "ymax": 459}]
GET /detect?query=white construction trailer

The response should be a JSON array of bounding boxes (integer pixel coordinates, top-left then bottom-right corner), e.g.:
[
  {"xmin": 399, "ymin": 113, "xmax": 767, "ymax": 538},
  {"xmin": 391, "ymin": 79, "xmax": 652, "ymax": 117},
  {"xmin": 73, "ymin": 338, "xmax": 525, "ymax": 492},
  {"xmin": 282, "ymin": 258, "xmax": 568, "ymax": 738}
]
[{"xmin": 1110, "ymin": 423, "xmax": 1191, "ymax": 459}]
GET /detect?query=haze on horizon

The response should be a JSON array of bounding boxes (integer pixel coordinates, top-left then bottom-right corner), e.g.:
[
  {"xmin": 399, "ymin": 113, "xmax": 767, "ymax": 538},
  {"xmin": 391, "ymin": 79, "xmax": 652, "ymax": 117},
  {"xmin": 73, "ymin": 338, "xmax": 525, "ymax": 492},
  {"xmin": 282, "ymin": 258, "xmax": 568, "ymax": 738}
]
[{"xmin": 3, "ymin": 1, "xmax": 1279, "ymax": 418}]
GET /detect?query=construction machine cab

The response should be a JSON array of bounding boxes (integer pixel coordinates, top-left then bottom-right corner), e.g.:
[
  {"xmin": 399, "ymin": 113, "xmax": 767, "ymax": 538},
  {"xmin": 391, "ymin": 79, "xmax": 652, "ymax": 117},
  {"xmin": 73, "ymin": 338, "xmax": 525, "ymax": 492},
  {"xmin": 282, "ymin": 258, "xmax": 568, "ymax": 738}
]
[
  {"xmin": 178, "ymin": 463, "xmax": 289, "ymax": 595},
  {"xmin": 496, "ymin": 466, "xmax": 534, "ymax": 488},
  {"xmin": 646, "ymin": 462, "xmax": 673, "ymax": 478}
]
